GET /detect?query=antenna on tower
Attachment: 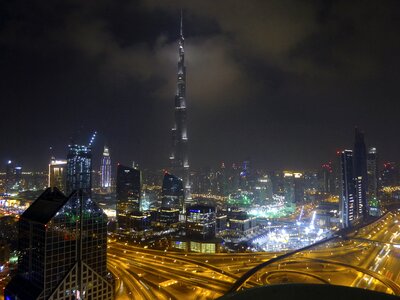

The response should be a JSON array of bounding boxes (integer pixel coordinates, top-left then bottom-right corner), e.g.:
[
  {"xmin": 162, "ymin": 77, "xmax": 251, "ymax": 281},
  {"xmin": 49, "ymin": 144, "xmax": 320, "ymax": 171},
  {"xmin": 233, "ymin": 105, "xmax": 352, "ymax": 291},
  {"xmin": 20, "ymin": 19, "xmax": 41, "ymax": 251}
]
[
  {"xmin": 180, "ymin": 9, "xmax": 183, "ymax": 37},
  {"xmin": 88, "ymin": 131, "xmax": 97, "ymax": 147}
]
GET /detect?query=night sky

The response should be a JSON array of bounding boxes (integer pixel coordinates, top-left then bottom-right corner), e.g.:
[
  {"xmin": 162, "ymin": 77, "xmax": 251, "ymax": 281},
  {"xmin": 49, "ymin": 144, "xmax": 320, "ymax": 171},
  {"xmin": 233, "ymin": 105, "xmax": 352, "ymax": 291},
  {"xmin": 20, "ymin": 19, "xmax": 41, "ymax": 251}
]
[{"xmin": 1, "ymin": 0, "xmax": 400, "ymax": 171}]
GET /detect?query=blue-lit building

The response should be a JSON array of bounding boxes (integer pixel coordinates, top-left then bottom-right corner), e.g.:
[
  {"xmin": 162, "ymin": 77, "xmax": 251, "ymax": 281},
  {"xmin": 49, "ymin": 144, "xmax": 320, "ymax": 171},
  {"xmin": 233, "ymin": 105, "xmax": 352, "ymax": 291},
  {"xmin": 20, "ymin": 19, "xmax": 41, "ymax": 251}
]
[
  {"xmin": 66, "ymin": 144, "xmax": 92, "ymax": 195},
  {"xmin": 5, "ymin": 188, "xmax": 113, "ymax": 300},
  {"xmin": 186, "ymin": 205, "xmax": 216, "ymax": 240}
]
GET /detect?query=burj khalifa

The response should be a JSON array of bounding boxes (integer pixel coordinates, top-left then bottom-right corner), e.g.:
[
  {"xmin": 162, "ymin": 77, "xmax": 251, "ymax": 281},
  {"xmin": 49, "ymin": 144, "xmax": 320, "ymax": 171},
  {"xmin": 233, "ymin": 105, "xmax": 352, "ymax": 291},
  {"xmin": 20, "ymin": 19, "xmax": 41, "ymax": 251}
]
[{"xmin": 169, "ymin": 12, "xmax": 191, "ymax": 202}]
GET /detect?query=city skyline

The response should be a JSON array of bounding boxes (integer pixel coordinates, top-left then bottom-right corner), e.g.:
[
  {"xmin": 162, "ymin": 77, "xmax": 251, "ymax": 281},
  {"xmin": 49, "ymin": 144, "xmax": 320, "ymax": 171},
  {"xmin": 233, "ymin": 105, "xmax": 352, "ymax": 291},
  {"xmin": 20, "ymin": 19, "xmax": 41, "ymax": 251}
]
[
  {"xmin": 2, "ymin": 2, "xmax": 400, "ymax": 300},
  {"xmin": 1, "ymin": 1, "xmax": 400, "ymax": 171}
]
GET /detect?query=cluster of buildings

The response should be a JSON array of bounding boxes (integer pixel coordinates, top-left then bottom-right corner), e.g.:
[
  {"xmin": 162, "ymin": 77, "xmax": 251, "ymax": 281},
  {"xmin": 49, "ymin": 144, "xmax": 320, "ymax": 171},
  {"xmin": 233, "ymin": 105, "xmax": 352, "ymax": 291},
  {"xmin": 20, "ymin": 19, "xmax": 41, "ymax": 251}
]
[
  {"xmin": 2, "ymin": 13, "xmax": 400, "ymax": 300},
  {"xmin": 4, "ymin": 136, "xmax": 114, "ymax": 299}
]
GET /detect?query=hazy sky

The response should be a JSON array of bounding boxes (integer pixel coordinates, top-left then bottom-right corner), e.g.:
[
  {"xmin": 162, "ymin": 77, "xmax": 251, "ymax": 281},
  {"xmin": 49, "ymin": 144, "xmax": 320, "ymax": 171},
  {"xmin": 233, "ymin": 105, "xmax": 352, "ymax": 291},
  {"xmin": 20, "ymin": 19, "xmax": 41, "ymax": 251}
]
[{"xmin": 1, "ymin": 0, "xmax": 400, "ymax": 171}]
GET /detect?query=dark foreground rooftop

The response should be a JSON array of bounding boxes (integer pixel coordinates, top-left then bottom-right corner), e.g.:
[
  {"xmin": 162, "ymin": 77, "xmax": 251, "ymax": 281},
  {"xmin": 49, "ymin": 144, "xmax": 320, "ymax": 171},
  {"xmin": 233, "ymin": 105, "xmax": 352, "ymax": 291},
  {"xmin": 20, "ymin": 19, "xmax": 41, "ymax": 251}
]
[{"xmin": 219, "ymin": 284, "xmax": 399, "ymax": 300}]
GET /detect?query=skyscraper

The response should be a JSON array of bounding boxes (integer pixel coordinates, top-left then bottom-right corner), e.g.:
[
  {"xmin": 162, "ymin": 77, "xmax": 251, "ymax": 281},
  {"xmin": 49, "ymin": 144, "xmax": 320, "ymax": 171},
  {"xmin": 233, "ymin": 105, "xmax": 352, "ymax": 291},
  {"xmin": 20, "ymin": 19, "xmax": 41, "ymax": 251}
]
[
  {"xmin": 161, "ymin": 172, "xmax": 184, "ymax": 211},
  {"xmin": 5, "ymin": 160, "xmax": 22, "ymax": 192},
  {"xmin": 159, "ymin": 172, "xmax": 184, "ymax": 225},
  {"xmin": 381, "ymin": 162, "xmax": 399, "ymax": 187},
  {"xmin": 283, "ymin": 172, "xmax": 295, "ymax": 204},
  {"xmin": 340, "ymin": 150, "xmax": 356, "ymax": 228},
  {"xmin": 353, "ymin": 128, "xmax": 368, "ymax": 219},
  {"xmin": 367, "ymin": 147, "xmax": 379, "ymax": 215},
  {"xmin": 116, "ymin": 164, "xmax": 141, "ymax": 230},
  {"xmin": 320, "ymin": 162, "xmax": 335, "ymax": 194},
  {"xmin": 66, "ymin": 144, "xmax": 92, "ymax": 195},
  {"xmin": 100, "ymin": 145, "xmax": 112, "ymax": 191},
  {"xmin": 186, "ymin": 205, "xmax": 216, "ymax": 240},
  {"xmin": 5, "ymin": 188, "xmax": 113, "ymax": 300},
  {"xmin": 48, "ymin": 157, "xmax": 67, "ymax": 193},
  {"xmin": 169, "ymin": 12, "xmax": 190, "ymax": 199}
]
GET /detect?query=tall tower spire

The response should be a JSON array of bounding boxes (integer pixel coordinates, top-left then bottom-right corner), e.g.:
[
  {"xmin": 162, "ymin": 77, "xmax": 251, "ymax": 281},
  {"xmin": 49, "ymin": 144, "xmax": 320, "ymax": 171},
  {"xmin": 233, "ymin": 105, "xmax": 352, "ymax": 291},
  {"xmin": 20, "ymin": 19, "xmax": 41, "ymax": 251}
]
[
  {"xmin": 170, "ymin": 10, "xmax": 191, "ymax": 207},
  {"xmin": 180, "ymin": 9, "xmax": 183, "ymax": 37}
]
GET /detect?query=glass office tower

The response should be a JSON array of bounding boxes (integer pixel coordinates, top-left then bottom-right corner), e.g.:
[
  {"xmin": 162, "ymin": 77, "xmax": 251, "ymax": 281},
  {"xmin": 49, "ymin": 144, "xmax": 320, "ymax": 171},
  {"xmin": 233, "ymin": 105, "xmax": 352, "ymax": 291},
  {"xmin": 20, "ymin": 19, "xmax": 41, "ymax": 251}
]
[
  {"xmin": 5, "ymin": 188, "xmax": 113, "ymax": 300},
  {"xmin": 66, "ymin": 144, "xmax": 92, "ymax": 195}
]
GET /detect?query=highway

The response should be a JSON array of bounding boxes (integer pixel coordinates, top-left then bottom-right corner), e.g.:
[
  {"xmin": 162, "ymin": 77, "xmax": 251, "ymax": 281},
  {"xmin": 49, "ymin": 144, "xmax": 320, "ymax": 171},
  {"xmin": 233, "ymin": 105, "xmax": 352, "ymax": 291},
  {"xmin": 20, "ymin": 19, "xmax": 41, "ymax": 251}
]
[
  {"xmin": 109, "ymin": 211, "xmax": 400, "ymax": 299},
  {"xmin": 107, "ymin": 242, "xmax": 279, "ymax": 299},
  {"xmin": 232, "ymin": 210, "xmax": 400, "ymax": 296}
]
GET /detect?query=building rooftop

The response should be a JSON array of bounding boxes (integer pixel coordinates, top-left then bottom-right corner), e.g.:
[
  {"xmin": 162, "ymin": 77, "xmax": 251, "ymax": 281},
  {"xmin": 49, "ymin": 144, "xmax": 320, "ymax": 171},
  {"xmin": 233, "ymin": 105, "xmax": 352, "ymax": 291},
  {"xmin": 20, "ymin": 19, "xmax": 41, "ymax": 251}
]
[{"xmin": 20, "ymin": 187, "xmax": 68, "ymax": 224}]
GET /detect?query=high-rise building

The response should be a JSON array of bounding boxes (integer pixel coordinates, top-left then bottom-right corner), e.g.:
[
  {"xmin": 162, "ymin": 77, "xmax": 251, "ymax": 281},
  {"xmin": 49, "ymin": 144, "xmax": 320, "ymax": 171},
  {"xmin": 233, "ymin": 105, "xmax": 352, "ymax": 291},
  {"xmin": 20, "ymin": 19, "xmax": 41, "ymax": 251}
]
[
  {"xmin": 5, "ymin": 188, "xmax": 113, "ymax": 300},
  {"xmin": 293, "ymin": 173, "xmax": 305, "ymax": 203},
  {"xmin": 340, "ymin": 150, "xmax": 356, "ymax": 228},
  {"xmin": 66, "ymin": 144, "xmax": 92, "ymax": 195},
  {"xmin": 100, "ymin": 145, "xmax": 112, "ymax": 191},
  {"xmin": 116, "ymin": 164, "xmax": 141, "ymax": 231},
  {"xmin": 169, "ymin": 12, "xmax": 190, "ymax": 199},
  {"xmin": 283, "ymin": 172, "xmax": 296, "ymax": 204},
  {"xmin": 161, "ymin": 172, "xmax": 184, "ymax": 211},
  {"xmin": 353, "ymin": 127, "xmax": 368, "ymax": 219},
  {"xmin": 14, "ymin": 166, "xmax": 22, "ymax": 190},
  {"xmin": 320, "ymin": 162, "xmax": 335, "ymax": 194},
  {"xmin": 4, "ymin": 160, "xmax": 22, "ymax": 192},
  {"xmin": 254, "ymin": 175, "xmax": 273, "ymax": 205},
  {"xmin": 5, "ymin": 160, "xmax": 15, "ymax": 192},
  {"xmin": 381, "ymin": 162, "xmax": 399, "ymax": 187},
  {"xmin": 186, "ymin": 205, "xmax": 216, "ymax": 240},
  {"xmin": 48, "ymin": 157, "xmax": 67, "ymax": 193},
  {"xmin": 367, "ymin": 147, "xmax": 379, "ymax": 215},
  {"xmin": 158, "ymin": 172, "xmax": 184, "ymax": 225}
]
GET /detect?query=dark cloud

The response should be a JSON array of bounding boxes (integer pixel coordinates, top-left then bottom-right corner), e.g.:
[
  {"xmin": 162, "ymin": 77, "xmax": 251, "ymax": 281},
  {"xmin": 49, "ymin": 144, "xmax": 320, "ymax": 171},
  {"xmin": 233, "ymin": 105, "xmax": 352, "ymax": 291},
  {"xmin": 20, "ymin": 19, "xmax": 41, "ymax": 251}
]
[{"xmin": 0, "ymin": 0, "xmax": 399, "ymax": 171}]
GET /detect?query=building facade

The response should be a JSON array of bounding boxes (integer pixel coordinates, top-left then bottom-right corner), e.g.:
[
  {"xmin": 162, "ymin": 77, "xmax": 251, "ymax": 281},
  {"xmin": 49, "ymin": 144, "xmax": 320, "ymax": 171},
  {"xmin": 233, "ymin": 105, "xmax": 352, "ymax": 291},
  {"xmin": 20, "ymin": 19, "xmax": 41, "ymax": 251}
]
[
  {"xmin": 169, "ymin": 13, "xmax": 190, "ymax": 200},
  {"xmin": 367, "ymin": 147, "xmax": 379, "ymax": 215},
  {"xmin": 353, "ymin": 128, "xmax": 368, "ymax": 219},
  {"xmin": 340, "ymin": 150, "xmax": 356, "ymax": 228},
  {"xmin": 186, "ymin": 205, "xmax": 216, "ymax": 240},
  {"xmin": 5, "ymin": 188, "xmax": 112, "ymax": 300},
  {"xmin": 100, "ymin": 145, "xmax": 112, "ymax": 191},
  {"xmin": 66, "ymin": 144, "xmax": 92, "ymax": 195},
  {"xmin": 48, "ymin": 157, "xmax": 67, "ymax": 193},
  {"xmin": 116, "ymin": 164, "xmax": 141, "ymax": 231}
]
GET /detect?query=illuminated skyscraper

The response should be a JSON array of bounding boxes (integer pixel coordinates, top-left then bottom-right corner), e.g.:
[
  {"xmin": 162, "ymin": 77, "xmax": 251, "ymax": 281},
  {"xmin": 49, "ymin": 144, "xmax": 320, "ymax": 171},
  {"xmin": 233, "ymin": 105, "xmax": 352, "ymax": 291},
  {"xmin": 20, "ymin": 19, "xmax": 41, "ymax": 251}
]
[
  {"xmin": 353, "ymin": 128, "xmax": 368, "ymax": 219},
  {"xmin": 5, "ymin": 160, "xmax": 22, "ymax": 192},
  {"xmin": 367, "ymin": 147, "xmax": 379, "ymax": 216},
  {"xmin": 340, "ymin": 150, "xmax": 356, "ymax": 228},
  {"xmin": 116, "ymin": 164, "xmax": 141, "ymax": 230},
  {"xmin": 283, "ymin": 172, "xmax": 295, "ymax": 204},
  {"xmin": 66, "ymin": 144, "xmax": 92, "ymax": 195},
  {"xmin": 5, "ymin": 188, "xmax": 113, "ymax": 300},
  {"xmin": 186, "ymin": 205, "xmax": 216, "ymax": 240},
  {"xmin": 100, "ymin": 145, "xmax": 112, "ymax": 190},
  {"xmin": 48, "ymin": 157, "xmax": 67, "ymax": 193},
  {"xmin": 170, "ymin": 12, "xmax": 190, "ymax": 199}
]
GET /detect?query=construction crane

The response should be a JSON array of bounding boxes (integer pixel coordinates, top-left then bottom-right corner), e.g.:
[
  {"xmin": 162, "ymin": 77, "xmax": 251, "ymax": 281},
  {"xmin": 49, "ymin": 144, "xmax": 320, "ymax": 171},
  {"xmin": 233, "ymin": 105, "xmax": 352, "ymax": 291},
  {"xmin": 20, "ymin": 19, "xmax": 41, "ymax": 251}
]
[{"xmin": 88, "ymin": 131, "xmax": 97, "ymax": 147}]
